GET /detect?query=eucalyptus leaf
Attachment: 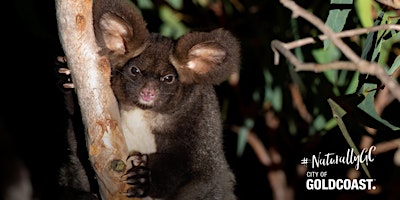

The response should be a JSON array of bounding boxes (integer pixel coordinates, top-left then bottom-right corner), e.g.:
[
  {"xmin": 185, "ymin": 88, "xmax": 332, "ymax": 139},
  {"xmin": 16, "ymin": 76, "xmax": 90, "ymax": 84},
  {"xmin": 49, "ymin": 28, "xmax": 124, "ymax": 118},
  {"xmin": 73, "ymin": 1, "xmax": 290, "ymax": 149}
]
[
  {"xmin": 327, "ymin": 98, "xmax": 372, "ymax": 178},
  {"xmin": 236, "ymin": 126, "xmax": 249, "ymax": 157},
  {"xmin": 312, "ymin": 44, "xmax": 341, "ymax": 64},
  {"xmin": 323, "ymin": 69, "xmax": 338, "ymax": 85},
  {"xmin": 313, "ymin": 114, "xmax": 327, "ymax": 131},
  {"xmin": 237, "ymin": 118, "xmax": 255, "ymax": 157},
  {"xmin": 324, "ymin": 118, "xmax": 338, "ymax": 131},
  {"xmin": 377, "ymin": 10, "xmax": 398, "ymax": 40},
  {"xmin": 354, "ymin": 0, "xmax": 375, "ymax": 27},
  {"xmin": 271, "ymin": 87, "xmax": 283, "ymax": 112},
  {"xmin": 345, "ymin": 71, "xmax": 359, "ymax": 94},
  {"xmin": 324, "ymin": 9, "xmax": 351, "ymax": 49},
  {"xmin": 388, "ymin": 55, "xmax": 400, "ymax": 75},
  {"xmin": 371, "ymin": 38, "xmax": 382, "ymax": 62},
  {"xmin": 166, "ymin": 0, "xmax": 183, "ymax": 9},
  {"xmin": 357, "ymin": 83, "xmax": 400, "ymax": 130},
  {"xmin": 377, "ymin": 33, "xmax": 400, "ymax": 67},
  {"xmin": 159, "ymin": 6, "xmax": 188, "ymax": 38},
  {"xmin": 137, "ymin": 0, "xmax": 154, "ymax": 9}
]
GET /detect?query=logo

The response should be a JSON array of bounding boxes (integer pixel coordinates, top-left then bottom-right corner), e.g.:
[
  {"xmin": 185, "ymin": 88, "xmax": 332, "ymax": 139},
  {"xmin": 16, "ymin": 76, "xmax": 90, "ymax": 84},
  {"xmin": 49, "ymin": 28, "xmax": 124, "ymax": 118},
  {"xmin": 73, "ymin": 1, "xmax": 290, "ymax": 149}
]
[{"xmin": 301, "ymin": 146, "xmax": 377, "ymax": 191}]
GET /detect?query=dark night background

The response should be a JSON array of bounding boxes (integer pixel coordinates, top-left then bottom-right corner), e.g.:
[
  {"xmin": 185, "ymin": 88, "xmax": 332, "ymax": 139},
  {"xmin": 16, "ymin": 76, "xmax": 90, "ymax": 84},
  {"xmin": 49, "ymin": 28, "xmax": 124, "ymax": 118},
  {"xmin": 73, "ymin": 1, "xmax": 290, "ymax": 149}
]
[{"xmin": 2, "ymin": 0, "xmax": 400, "ymax": 200}]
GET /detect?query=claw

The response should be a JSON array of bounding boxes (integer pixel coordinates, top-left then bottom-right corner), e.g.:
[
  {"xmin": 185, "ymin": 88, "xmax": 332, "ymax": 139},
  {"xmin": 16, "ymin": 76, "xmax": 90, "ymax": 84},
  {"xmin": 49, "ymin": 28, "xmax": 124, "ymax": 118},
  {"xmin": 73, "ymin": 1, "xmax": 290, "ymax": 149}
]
[
  {"xmin": 58, "ymin": 67, "xmax": 71, "ymax": 75},
  {"xmin": 63, "ymin": 83, "xmax": 75, "ymax": 88},
  {"xmin": 57, "ymin": 67, "xmax": 74, "ymax": 89},
  {"xmin": 57, "ymin": 56, "xmax": 67, "ymax": 63},
  {"xmin": 126, "ymin": 152, "xmax": 148, "ymax": 167}
]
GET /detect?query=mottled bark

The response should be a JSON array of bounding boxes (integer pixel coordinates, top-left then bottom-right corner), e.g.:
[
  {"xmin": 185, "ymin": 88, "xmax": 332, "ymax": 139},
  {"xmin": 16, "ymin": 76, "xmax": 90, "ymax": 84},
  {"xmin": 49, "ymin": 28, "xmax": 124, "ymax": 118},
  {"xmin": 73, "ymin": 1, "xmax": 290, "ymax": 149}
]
[{"xmin": 55, "ymin": 0, "xmax": 133, "ymax": 199}]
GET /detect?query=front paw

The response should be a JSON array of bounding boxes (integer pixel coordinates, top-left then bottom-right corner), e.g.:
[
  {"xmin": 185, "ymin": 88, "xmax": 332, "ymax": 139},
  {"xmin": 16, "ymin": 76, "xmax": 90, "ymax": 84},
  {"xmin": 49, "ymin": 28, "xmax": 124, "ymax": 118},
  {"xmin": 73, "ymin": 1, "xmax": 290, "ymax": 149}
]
[{"xmin": 121, "ymin": 152, "xmax": 150, "ymax": 197}]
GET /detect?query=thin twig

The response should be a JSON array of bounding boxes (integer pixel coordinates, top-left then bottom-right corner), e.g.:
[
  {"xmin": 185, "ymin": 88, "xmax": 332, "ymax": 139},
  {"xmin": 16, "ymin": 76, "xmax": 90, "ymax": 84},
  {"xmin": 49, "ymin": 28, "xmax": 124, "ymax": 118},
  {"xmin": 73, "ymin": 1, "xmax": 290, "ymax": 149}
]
[
  {"xmin": 375, "ymin": 0, "xmax": 400, "ymax": 9},
  {"xmin": 231, "ymin": 126, "xmax": 271, "ymax": 166},
  {"xmin": 282, "ymin": 24, "xmax": 400, "ymax": 50},
  {"xmin": 288, "ymin": 84, "xmax": 313, "ymax": 123},
  {"xmin": 273, "ymin": 0, "xmax": 400, "ymax": 101}
]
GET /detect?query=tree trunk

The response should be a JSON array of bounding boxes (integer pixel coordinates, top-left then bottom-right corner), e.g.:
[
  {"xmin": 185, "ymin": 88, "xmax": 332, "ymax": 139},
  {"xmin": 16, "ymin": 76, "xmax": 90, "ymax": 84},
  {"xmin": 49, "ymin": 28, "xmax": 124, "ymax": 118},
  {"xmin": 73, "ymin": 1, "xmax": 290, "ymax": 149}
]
[{"xmin": 55, "ymin": 0, "xmax": 132, "ymax": 199}]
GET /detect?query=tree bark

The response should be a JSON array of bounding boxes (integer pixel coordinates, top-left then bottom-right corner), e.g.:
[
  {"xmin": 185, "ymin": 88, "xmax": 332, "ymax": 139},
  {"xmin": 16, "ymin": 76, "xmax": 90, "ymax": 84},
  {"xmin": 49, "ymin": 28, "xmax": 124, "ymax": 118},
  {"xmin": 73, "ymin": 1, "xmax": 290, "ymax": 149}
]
[{"xmin": 55, "ymin": 0, "xmax": 132, "ymax": 199}]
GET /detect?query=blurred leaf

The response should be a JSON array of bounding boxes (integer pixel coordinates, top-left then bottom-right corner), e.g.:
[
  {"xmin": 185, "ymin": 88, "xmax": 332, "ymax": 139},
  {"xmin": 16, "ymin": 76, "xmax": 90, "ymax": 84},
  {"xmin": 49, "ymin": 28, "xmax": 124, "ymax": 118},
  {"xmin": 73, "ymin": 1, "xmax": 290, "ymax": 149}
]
[
  {"xmin": 357, "ymin": 83, "xmax": 400, "ymax": 130},
  {"xmin": 288, "ymin": 118, "xmax": 297, "ymax": 135},
  {"xmin": 193, "ymin": 0, "xmax": 209, "ymax": 7},
  {"xmin": 272, "ymin": 87, "xmax": 283, "ymax": 112},
  {"xmin": 252, "ymin": 90, "xmax": 261, "ymax": 102},
  {"xmin": 263, "ymin": 68, "xmax": 273, "ymax": 85},
  {"xmin": 312, "ymin": 44, "xmax": 341, "ymax": 64},
  {"xmin": 360, "ymin": 11, "xmax": 384, "ymax": 59},
  {"xmin": 324, "ymin": 118, "xmax": 338, "ymax": 131},
  {"xmin": 159, "ymin": 6, "xmax": 189, "ymax": 38},
  {"xmin": 324, "ymin": 9, "xmax": 351, "ymax": 48},
  {"xmin": 291, "ymin": 18, "xmax": 305, "ymax": 62},
  {"xmin": 323, "ymin": 69, "xmax": 338, "ymax": 85},
  {"xmin": 313, "ymin": 114, "xmax": 327, "ymax": 131},
  {"xmin": 327, "ymin": 98, "xmax": 371, "ymax": 178},
  {"xmin": 354, "ymin": 0, "xmax": 378, "ymax": 27},
  {"xmin": 377, "ymin": 10, "xmax": 398, "ymax": 40},
  {"xmin": 264, "ymin": 87, "xmax": 283, "ymax": 112},
  {"xmin": 372, "ymin": 31, "xmax": 399, "ymax": 67},
  {"xmin": 323, "ymin": 69, "xmax": 341, "ymax": 95},
  {"xmin": 263, "ymin": 69, "xmax": 282, "ymax": 112},
  {"xmin": 345, "ymin": 71, "xmax": 359, "ymax": 94},
  {"xmin": 388, "ymin": 55, "xmax": 400, "ymax": 75},
  {"xmin": 337, "ymin": 70, "xmax": 348, "ymax": 86},
  {"xmin": 223, "ymin": 0, "xmax": 234, "ymax": 16},
  {"xmin": 312, "ymin": 44, "xmax": 342, "ymax": 95},
  {"xmin": 166, "ymin": 0, "xmax": 183, "ymax": 9},
  {"xmin": 377, "ymin": 32, "xmax": 400, "ymax": 67},
  {"xmin": 237, "ymin": 118, "xmax": 254, "ymax": 157},
  {"xmin": 237, "ymin": 127, "xmax": 248, "ymax": 157},
  {"xmin": 137, "ymin": 0, "xmax": 154, "ymax": 9},
  {"xmin": 371, "ymin": 37, "xmax": 383, "ymax": 62}
]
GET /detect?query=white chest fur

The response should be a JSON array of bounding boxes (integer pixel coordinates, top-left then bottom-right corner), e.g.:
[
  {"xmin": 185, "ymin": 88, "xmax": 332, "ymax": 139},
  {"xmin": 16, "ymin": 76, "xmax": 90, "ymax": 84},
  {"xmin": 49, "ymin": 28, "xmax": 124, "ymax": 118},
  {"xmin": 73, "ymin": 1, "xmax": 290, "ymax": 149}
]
[{"xmin": 120, "ymin": 108, "xmax": 157, "ymax": 154}]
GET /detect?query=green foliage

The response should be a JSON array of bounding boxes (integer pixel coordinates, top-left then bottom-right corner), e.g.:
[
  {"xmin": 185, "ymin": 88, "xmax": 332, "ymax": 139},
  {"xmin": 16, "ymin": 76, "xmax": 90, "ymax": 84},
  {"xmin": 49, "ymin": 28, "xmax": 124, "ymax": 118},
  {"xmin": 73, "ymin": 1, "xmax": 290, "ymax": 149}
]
[
  {"xmin": 319, "ymin": 0, "xmax": 400, "ymax": 179},
  {"xmin": 137, "ymin": 0, "xmax": 154, "ymax": 9},
  {"xmin": 357, "ymin": 83, "xmax": 400, "ymax": 130},
  {"xmin": 237, "ymin": 118, "xmax": 255, "ymax": 156},
  {"xmin": 373, "ymin": 32, "xmax": 400, "ymax": 68},
  {"xmin": 159, "ymin": 5, "xmax": 188, "ymax": 38},
  {"xmin": 166, "ymin": 0, "xmax": 183, "ymax": 9},
  {"xmin": 133, "ymin": 2, "xmax": 400, "ymax": 187},
  {"xmin": 389, "ymin": 55, "xmax": 400, "ymax": 75},
  {"xmin": 354, "ymin": 0, "xmax": 379, "ymax": 27},
  {"xmin": 327, "ymin": 98, "xmax": 372, "ymax": 178},
  {"xmin": 312, "ymin": 44, "xmax": 341, "ymax": 64},
  {"xmin": 310, "ymin": 0, "xmax": 400, "ymax": 135},
  {"xmin": 324, "ymin": 0, "xmax": 352, "ymax": 48},
  {"xmin": 263, "ymin": 69, "xmax": 283, "ymax": 112}
]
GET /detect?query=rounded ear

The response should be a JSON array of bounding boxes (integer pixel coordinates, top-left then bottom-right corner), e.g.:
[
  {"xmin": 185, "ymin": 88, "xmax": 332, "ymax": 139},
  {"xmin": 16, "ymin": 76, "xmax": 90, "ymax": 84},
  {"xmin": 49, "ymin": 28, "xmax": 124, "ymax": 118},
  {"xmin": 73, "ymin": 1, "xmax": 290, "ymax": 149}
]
[
  {"xmin": 93, "ymin": 0, "xmax": 149, "ymax": 68},
  {"xmin": 170, "ymin": 29, "xmax": 241, "ymax": 85}
]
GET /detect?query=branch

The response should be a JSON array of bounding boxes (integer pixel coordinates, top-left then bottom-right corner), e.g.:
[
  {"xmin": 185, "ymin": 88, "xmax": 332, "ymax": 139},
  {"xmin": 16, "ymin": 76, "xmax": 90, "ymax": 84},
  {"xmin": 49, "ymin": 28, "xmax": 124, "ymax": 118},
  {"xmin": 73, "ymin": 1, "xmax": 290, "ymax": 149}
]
[
  {"xmin": 375, "ymin": 0, "xmax": 400, "ymax": 9},
  {"xmin": 272, "ymin": 0, "xmax": 400, "ymax": 101},
  {"xmin": 288, "ymin": 83, "xmax": 313, "ymax": 124},
  {"xmin": 282, "ymin": 24, "xmax": 400, "ymax": 50},
  {"xmin": 232, "ymin": 123, "xmax": 294, "ymax": 200},
  {"xmin": 55, "ymin": 0, "xmax": 131, "ymax": 199}
]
